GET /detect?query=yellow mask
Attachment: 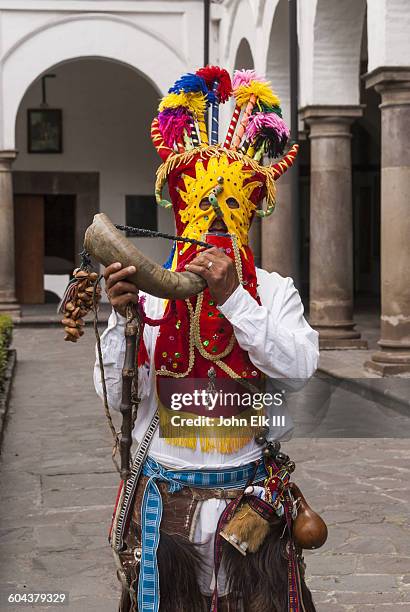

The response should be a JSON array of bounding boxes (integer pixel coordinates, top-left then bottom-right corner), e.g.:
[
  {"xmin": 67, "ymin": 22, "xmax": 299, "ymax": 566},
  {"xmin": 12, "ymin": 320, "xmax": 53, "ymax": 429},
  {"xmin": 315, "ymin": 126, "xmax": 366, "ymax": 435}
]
[{"xmin": 178, "ymin": 154, "xmax": 262, "ymax": 252}]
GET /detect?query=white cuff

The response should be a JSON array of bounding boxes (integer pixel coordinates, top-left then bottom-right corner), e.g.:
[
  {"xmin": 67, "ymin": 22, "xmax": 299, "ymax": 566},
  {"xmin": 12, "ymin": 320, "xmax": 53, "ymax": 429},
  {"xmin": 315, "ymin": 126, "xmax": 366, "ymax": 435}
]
[{"xmin": 217, "ymin": 284, "xmax": 256, "ymax": 322}]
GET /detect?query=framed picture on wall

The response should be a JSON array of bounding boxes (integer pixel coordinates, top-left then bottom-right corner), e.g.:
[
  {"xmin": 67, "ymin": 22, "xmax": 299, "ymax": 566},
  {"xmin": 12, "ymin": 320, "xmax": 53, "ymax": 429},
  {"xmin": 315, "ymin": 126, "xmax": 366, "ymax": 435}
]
[{"xmin": 27, "ymin": 109, "xmax": 63, "ymax": 153}]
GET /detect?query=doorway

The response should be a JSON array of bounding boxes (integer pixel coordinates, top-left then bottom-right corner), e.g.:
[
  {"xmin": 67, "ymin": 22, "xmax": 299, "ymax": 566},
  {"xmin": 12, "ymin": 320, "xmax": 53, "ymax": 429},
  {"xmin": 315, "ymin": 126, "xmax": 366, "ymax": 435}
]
[
  {"xmin": 14, "ymin": 195, "xmax": 44, "ymax": 304},
  {"xmin": 14, "ymin": 194, "xmax": 76, "ymax": 304},
  {"xmin": 13, "ymin": 170, "xmax": 99, "ymax": 305},
  {"xmin": 44, "ymin": 194, "xmax": 76, "ymax": 273}
]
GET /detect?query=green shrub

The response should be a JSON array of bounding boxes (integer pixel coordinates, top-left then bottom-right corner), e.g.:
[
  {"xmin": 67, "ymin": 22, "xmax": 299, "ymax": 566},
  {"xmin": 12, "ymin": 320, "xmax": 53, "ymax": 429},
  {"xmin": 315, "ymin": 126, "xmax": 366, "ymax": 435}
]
[{"xmin": 0, "ymin": 315, "xmax": 13, "ymax": 391}]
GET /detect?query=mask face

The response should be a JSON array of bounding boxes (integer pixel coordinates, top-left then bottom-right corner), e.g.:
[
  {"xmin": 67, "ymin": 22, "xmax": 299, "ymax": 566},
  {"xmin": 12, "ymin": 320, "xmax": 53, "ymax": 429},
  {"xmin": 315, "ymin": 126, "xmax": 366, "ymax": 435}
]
[{"xmin": 177, "ymin": 154, "xmax": 262, "ymax": 252}]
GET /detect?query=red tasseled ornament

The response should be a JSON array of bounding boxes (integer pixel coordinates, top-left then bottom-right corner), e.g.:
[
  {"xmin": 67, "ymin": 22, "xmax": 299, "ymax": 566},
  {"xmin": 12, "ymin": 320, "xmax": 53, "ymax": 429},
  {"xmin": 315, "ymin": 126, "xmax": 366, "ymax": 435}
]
[{"xmin": 196, "ymin": 65, "xmax": 232, "ymax": 103}]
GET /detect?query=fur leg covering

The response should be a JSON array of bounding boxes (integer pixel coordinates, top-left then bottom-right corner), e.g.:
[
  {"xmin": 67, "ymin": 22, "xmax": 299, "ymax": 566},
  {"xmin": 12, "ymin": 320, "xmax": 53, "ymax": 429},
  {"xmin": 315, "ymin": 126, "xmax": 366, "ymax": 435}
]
[
  {"xmin": 156, "ymin": 532, "xmax": 207, "ymax": 611},
  {"xmin": 222, "ymin": 520, "xmax": 316, "ymax": 612},
  {"xmin": 119, "ymin": 531, "xmax": 207, "ymax": 612}
]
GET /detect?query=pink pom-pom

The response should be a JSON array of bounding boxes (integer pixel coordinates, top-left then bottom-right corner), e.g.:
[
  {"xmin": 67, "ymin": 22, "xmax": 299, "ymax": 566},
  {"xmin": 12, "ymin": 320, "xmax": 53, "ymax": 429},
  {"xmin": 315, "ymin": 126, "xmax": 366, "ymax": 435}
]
[
  {"xmin": 158, "ymin": 107, "xmax": 191, "ymax": 147},
  {"xmin": 246, "ymin": 112, "xmax": 289, "ymax": 142},
  {"xmin": 232, "ymin": 69, "xmax": 265, "ymax": 90}
]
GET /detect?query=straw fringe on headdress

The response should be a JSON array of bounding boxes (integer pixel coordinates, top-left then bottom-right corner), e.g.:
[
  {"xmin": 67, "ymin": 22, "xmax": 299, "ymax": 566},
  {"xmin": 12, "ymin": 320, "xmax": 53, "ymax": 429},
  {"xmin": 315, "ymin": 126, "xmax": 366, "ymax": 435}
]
[{"xmin": 152, "ymin": 66, "xmax": 299, "ymax": 218}]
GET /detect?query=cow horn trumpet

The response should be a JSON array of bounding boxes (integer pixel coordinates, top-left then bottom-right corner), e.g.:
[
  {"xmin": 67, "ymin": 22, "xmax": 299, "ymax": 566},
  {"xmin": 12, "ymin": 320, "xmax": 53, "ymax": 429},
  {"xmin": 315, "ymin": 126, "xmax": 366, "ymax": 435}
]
[{"xmin": 83, "ymin": 213, "xmax": 206, "ymax": 299}]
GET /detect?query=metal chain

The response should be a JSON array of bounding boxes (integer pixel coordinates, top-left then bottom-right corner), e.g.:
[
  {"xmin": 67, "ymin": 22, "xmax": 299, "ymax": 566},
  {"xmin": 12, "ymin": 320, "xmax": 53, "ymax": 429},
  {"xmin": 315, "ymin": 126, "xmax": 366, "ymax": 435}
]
[{"xmin": 114, "ymin": 224, "xmax": 211, "ymax": 249}]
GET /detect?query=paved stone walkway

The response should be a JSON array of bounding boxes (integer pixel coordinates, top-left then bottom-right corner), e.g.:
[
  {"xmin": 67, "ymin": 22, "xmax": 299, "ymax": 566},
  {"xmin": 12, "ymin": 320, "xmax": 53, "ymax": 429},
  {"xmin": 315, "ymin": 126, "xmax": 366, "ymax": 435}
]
[
  {"xmin": 0, "ymin": 328, "xmax": 120, "ymax": 611},
  {"xmin": 0, "ymin": 328, "xmax": 409, "ymax": 611}
]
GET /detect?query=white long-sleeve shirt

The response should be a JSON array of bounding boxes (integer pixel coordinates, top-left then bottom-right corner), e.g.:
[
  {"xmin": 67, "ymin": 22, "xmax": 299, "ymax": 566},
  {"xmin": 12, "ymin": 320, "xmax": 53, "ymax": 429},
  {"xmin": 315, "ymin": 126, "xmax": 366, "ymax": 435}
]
[{"xmin": 94, "ymin": 268, "xmax": 319, "ymax": 470}]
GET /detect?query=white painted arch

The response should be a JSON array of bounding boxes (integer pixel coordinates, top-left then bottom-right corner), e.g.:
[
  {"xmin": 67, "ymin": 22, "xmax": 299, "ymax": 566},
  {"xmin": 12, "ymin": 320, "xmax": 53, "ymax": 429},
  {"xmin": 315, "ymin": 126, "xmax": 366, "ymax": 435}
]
[
  {"xmin": 264, "ymin": 0, "xmax": 290, "ymax": 122},
  {"xmin": 1, "ymin": 13, "xmax": 187, "ymax": 148},
  {"xmin": 221, "ymin": 0, "xmax": 260, "ymax": 74},
  {"xmin": 234, "ymin": 38, "xmax": 254, "ymax": 70},
  {"xmin": 298, "ymin": 0, "xmax": 367, "ymax": 106}
]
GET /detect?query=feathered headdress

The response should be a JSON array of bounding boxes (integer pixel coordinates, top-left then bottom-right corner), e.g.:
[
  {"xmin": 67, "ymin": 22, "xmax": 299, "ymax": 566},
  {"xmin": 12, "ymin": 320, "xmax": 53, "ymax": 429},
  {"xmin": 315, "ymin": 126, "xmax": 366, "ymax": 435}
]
[{"xmin": 152, "ymin": 66, "xmax": 298, "ymax": 222}]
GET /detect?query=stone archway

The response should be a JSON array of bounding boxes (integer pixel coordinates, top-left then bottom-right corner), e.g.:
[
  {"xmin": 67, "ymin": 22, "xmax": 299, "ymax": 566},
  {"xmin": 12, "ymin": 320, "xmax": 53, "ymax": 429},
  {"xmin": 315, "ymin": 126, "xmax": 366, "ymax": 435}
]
[
  {"xmin": 10, "ymin": 56, "xmax": 176, "ymax": 306},
  {"xmin": 1, "ymin": 14, "xmax": 185, "ymax": 149},
  {"xmin": 0, "ymin": 15, "xmax": 187, "ymax": 313}
]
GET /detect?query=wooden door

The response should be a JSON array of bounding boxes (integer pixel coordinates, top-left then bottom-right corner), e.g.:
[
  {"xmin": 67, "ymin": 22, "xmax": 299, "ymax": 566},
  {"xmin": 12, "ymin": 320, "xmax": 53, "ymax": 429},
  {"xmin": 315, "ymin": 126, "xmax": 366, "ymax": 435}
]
[{"xmin": 14, "ymin": 195, "xmax": 45, "ymax": 303}]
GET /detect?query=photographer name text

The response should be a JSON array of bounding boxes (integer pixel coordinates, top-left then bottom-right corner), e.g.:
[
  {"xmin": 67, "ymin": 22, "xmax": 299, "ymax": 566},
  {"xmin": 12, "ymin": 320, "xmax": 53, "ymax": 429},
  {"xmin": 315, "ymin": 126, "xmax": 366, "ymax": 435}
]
[{"xmin": 170, "ymin": 414, "xmax": 286, "ymax": 427}]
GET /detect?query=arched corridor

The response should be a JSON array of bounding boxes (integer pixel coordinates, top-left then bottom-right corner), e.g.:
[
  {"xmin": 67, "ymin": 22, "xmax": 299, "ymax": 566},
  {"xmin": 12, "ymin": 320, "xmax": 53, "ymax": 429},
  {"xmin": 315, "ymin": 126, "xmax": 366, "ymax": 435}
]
[{"xmin": 12, "ymin": 58, "xmax": 173, "ymax": 303}]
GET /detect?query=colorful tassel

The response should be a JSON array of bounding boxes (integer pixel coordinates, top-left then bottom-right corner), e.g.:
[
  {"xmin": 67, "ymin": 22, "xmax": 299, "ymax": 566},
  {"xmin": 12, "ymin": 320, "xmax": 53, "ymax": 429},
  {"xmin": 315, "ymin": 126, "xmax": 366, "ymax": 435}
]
[
  {"xmin": 169, "ymin": 73, "xmax": 209, "ymax": 97},
  {"xmin": 168, "ymin": 73, "xmax": 210, "ymax": 145},
  {"xmin": 159, "ymin": 91, "xmax": 207, "ymax": 119},
  {"xmin": 246, "ymin": 112, "xmax": 290, "ymax": 158},
  {"xmin": 230, "ymin": 71, "xmax": 281, "ymax": 148},
  {"xmin": 196, "ymin": 66, "xmax": 232, "ymax": 102},
  {"xmin": 158, "ymin": 107, "xmax": 192, "ymax": 149},
  {"xmin": 232, "ymin": 69, "xmax": 265, "ymax": 89},
  {"xmin": 223, "ymin": 70, "xmax": 260, "ymax": 148},
  {"xmin": 254, "ymin": 100, "xmax": 283, "ymax": 117},
  {"xmin": 234, "ymin": 81, "xmax": 280, "ymax": 109},
  {"xmin": 231, "ymin": 83, "xmax": 281, "ymax": 151},
  {"xmin": 229, "ymin": 71, "xmax": 281, "ymax": 151},
  {"xmin": 159, "ymin": 91, "xmax": 205, "ymax": 146},
  {"xmin": 196, "ymin": 66, "xmax": 232, "ymax": 146}
]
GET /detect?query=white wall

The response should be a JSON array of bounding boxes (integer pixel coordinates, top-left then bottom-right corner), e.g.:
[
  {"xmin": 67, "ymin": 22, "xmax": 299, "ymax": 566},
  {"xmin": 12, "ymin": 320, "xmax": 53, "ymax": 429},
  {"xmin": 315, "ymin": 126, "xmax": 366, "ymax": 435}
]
[
  {"xmin": 0, "ymin": 2, "xmax": 204, "ymax": 148},
  {"xmin": 367, "ymin": 0, "xmax": 410, "ymax": 71},
  {"xmin": 14, "ymin": 59, "xmax": 176, "ymax": 265},
  {"xmin": 2, "ymin": 0, "xmax": 409, "ymax": 150}
]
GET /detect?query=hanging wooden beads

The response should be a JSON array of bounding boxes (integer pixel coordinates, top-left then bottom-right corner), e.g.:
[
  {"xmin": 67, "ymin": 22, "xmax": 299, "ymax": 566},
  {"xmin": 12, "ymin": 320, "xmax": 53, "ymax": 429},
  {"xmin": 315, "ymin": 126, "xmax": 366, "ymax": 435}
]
[{"xmin": 61, "ymin": 268, "xmax": 101, "ymax": 342}]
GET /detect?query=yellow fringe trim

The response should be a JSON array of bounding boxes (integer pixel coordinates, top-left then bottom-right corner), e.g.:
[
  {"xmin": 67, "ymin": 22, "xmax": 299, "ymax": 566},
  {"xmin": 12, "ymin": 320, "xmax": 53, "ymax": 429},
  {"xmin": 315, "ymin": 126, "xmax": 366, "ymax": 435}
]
[
  {"xmin": 159, "ymin": 403, "xmax": 259, "ymax": 454},
  {"xmin": 155, "ymin": 145, "xmax": 276, "ymax": 215}
]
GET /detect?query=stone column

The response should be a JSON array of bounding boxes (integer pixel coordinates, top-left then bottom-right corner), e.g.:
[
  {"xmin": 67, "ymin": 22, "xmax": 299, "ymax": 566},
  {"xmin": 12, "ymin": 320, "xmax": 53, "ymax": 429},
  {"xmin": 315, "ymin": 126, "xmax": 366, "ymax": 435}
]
[
  {"xmin": 364, "ymin": 68, "xmax": 410, "ymax": 374},
  {"xmin": 261, "ymin": 170, "xmax": 298, "ymax": 279},
  {"xmin": 300, "ymin": 106, "xmax": 367, "ymax": 349},
  {"xmin": 0, "ymin": 151, "xmax": 21, "ymax": 319}
]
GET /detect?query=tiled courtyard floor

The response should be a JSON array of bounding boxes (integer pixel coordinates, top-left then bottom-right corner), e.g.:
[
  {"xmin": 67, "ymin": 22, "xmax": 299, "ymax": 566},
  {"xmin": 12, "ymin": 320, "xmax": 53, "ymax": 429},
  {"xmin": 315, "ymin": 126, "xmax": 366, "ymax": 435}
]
[{"xmin": 0, "ymin": 327, "xmax": 409, "ymax": 611}]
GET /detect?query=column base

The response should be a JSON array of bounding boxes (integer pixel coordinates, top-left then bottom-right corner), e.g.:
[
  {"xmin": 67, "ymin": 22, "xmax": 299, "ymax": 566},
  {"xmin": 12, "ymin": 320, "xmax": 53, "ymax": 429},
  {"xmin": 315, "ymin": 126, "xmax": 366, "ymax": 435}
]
[
  {"xmin": 365, "ymin": 350, "xmax": 410, "ymax": 376},
  {"xmin": 320, "ymin": 337, "xmax": 368, "ymax": 350},
  {"xmin": 0, "ymin": 301, "xmax": 21, "ymax": 321},
  {"xmin": 312, "ymin": 324, "xmax": 368, "ymax": 350}
]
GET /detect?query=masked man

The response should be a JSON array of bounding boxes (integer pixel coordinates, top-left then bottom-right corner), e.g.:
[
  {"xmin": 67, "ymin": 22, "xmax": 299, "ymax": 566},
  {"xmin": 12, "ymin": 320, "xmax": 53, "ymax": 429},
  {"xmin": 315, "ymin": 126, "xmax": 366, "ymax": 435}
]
[{"xmin": 94, "ymin": 68, "xmax": 320, "ymax": 612}]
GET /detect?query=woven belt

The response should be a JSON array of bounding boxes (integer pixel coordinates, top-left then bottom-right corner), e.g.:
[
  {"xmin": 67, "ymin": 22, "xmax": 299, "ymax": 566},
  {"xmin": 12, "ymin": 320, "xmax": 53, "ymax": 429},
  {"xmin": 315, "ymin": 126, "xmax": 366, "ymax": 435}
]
[
  {"xmin": 135, "ymin": 473, "xmax": 265, "ymax": 504},
  {"xmin": 191, "ymin": 487, "xmax": 242, "ymax": 500}
]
